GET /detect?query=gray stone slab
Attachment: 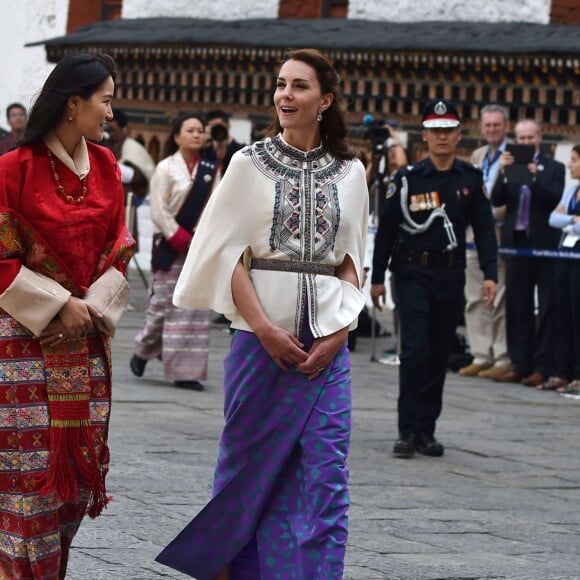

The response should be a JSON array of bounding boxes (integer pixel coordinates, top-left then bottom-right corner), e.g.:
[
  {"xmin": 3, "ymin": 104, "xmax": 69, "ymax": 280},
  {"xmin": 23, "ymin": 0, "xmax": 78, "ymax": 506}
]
[{"xmin": 64, "ymin": 269, "xmax": 580, "ymax": 579}]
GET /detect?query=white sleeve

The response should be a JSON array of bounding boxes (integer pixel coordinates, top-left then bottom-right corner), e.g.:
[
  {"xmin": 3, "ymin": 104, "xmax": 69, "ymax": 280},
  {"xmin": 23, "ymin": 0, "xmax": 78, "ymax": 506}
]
[
  {"xmin": 83, "ymin": 266, "xmax": 130, "ymax": 337},
  {"xmin": 173, "ymin": 151, "xmax": 255, "ymax": 315},
  {"xmin": 118, "ymin": 162, "xmax": 136, "ymax": 184},
  {"xmin": 0, "ymin": 266, "xmax": 71, "ymax": 336},
  {"xmin": 149, "ymin": 159, "xmax": 180, "ymax": 239}
]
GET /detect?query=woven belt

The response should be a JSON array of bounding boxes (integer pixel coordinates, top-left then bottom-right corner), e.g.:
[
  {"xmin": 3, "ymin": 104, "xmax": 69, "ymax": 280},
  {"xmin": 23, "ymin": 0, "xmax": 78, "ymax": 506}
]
[
  {"xmin": 399, "ymin": 249, "xmax": 464, "ymax": 268},
  {"xmin": 249, "ymin": 258, "xmax": 336, "ymax": 276}
]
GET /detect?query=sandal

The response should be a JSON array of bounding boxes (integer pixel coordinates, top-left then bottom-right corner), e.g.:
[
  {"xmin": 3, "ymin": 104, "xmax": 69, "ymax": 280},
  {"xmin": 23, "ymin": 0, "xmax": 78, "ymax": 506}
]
[
  {"xmin": 536, "ymin": 376, "xmax": 566, "ymax": 391},
  {"xmin": 559, "ymin": 379, "xmax": 580, "ymax": 395}
]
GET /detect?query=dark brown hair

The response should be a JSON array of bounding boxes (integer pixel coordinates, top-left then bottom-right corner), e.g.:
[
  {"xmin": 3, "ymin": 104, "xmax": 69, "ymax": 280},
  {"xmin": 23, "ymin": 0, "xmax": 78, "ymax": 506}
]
[
  {"xmin": 163, "ymin": 113, "xmax": 207, "ymax": 158},
  {"xmin": 268, "ymin": 48, "xmax": 355, "ymax": 160}
]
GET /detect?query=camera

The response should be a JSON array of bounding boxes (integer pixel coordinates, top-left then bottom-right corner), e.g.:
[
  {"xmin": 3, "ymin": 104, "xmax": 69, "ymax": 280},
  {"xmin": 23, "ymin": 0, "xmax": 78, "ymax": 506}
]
[
  {"xmin": 366, "ymin": 118, "xmax": 399, "ymax": 155},
  {"xmin": 210, "ymin": 123, "xmax": 229, "ymax": 143}
]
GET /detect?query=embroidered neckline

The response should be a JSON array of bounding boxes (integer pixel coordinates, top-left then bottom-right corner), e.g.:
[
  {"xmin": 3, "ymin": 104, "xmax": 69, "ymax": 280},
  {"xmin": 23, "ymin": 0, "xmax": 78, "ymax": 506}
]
[
  {"xmin": 275, "ymin": 134, "xmax": 326, "ymax": 160},
  {"xmin": 265, "ymin": 134, "xmax": 335, "ymax": 169},
  {"xmin": 47, "ymin": 150, "xmax": 86, "ymax": 204}
]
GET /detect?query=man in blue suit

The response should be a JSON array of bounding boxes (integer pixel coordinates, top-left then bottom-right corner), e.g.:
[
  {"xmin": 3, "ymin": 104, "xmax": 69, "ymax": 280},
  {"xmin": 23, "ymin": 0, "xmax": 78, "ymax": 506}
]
[{"xmin": 491, "ymin": 119, "xmax": 565, "ymax": 386}]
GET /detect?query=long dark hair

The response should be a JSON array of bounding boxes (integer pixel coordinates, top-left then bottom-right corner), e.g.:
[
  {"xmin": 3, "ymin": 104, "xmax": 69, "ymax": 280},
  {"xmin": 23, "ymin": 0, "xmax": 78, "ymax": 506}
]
[
  {"xmin": 268, "ymin": 48, "xmax": 355, "ymax": 160},
  {"xmin": 163, "ymin": 113, "xmax": 207, "ymax": 158},
  {"xmin": 20, "ymin": 53, "xmax": 116, "ymax": 147}
]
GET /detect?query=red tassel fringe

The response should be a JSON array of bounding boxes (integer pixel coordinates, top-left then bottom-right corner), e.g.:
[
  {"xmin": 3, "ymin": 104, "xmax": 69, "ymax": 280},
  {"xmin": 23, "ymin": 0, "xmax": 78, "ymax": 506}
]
[
  {"xmin": 88, "ymin": 442, "xmax": 113, "ymax": 519},
  {"xmin": 38, "ymin": 424, "xmax": 111, "ymax": 518}
]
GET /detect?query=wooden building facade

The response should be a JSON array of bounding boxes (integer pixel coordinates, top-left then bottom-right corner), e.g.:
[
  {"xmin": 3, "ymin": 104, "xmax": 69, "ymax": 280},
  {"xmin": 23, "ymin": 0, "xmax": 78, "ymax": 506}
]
[{"xmin": 41, "ymin": 18, "xmax": 580, "ymax": 162}]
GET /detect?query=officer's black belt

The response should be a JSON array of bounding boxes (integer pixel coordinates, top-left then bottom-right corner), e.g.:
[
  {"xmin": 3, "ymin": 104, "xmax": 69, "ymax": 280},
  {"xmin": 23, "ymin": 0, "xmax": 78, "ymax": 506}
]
[
  {"xmin": 399, "ymin": 249, "xmax": 464, "ymax": 268},
  {"xmin": 249, "ymin": 257, "xmax": 336, "ymax": 276}
]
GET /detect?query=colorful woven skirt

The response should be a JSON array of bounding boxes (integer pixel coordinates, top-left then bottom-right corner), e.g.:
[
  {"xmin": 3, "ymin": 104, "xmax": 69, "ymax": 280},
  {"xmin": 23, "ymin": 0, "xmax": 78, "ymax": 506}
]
[
  {"xmin": 0, "ymin": 313, "xmax": 111, "ymax": 579},
  {"xmin": 157, "ymin": 326, "xmax": 352, "ymax": 579}
]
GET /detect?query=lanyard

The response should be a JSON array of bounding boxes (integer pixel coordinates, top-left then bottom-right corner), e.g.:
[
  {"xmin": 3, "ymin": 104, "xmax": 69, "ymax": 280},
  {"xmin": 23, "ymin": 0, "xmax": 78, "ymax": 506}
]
[
  {"xmin": 570, "ymin": 186, "xmax": 580, "ymax": 214},
  {"xmin": 482, "ymin": 148, "xmax": 502, "ymax": 182}
]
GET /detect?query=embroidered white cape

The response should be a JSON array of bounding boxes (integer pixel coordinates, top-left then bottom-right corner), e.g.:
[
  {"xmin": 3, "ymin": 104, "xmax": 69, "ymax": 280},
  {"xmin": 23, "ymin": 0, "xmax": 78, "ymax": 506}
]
[{"xmin": 173, "ymin": 134, "xmax": 368, "ymax": 338}]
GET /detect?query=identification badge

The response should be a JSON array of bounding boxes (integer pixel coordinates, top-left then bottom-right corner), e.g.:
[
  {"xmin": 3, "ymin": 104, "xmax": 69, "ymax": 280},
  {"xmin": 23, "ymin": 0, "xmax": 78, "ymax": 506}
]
[{"xmin": 562, "ymin": 233, "xmax": 580, "ymax": 248}]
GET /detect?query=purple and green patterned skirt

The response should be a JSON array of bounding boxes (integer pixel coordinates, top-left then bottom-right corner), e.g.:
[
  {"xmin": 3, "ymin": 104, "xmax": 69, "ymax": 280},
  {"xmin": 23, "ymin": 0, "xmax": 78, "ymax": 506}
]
[{"xmin": 156, "ymin": 323, "xmax": 352, "ymax": 579}]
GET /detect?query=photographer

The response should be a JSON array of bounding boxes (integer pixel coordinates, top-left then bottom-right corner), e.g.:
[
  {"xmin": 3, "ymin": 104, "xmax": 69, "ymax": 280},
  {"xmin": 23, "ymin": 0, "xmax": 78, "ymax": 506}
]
[
  {"xmin": 365, "ymin": 119, "xmax": 408, "ymax": 361},
  {"xmin": 365, "ymin": 119, "xmax": 408, "ymax": 216},
  {"xmin": 206, "ymin": 109, "xmax": 246, "ymax": 177}
]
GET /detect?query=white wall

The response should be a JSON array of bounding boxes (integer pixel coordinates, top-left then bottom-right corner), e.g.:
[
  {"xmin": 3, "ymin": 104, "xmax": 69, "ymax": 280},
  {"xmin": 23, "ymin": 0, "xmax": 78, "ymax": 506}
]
[
  {"xmin": 0, "ymin": 0, "xmax": 68, "ymax": 131},
  {"xmin": 122, "ymin": 0, "xmax": 279, "ymax": 20},
  {"xmin": 348, "ymin": 0, "xmax": 551, "ymax": 24},
  {"xmin": 123, "ymin": 0, "xmax": 552, "ymax": 22}
]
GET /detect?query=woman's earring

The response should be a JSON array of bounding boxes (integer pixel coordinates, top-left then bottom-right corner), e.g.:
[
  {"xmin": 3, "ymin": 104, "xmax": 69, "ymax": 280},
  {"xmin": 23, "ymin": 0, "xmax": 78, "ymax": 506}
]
[{"xmin": 317, "ymin": 110, "xmax": 323, "ymax": 122}]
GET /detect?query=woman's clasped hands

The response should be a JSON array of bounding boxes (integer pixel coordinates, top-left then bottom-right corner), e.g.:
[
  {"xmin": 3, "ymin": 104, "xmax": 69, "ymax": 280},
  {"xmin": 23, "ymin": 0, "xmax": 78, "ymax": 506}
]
[
  {"xmin": 39, "ymin": 296, "xmax": 103, "ymax": 347},
  {"xmin": 257, "ymin": 323, "xmax": 348, "ymax": 381}
]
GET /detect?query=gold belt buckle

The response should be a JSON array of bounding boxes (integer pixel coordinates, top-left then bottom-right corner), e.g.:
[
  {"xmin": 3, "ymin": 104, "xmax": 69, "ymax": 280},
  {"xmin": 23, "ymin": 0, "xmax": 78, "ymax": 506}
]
[{"xmin": 420, "ymin": 251, "xmax": 430, "ymax": 265}]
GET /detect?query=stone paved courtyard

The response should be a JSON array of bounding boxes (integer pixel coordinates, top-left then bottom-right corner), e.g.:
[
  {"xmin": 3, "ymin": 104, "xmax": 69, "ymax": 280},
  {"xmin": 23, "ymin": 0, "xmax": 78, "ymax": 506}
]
[{"xmin": 67, "ymin": 269, "xmax": 580, "ymax": 580}]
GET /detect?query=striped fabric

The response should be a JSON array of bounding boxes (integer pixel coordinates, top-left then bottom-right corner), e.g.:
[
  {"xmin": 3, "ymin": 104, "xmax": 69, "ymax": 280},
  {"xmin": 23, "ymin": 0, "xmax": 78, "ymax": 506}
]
[{"xmin": 134, "ymin": 255, "xmax": 212, "ymax": 381}]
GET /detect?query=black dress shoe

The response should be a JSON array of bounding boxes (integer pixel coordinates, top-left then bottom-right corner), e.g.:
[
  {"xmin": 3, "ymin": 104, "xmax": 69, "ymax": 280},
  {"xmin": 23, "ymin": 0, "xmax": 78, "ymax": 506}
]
[
  {"xmin": 174, "ymin": 380, "xmax": 205, "ymax": 392},
  {"xmin": 415, "ymin": 433, "xmax": 444, "ymax": 457},
  {"xmin": 130, "ymin": 354, "xmax": 147, "ymax": 377},
  {"xmin": 393, "ymin": 434, "xmax": 415, "ymax": 458}
]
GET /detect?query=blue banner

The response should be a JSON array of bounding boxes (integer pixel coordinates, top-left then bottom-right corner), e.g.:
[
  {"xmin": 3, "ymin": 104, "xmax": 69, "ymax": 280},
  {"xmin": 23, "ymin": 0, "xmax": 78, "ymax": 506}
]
[{"xmin": 466, "ymin": 242, "xmax": 580, "ymax": 260}]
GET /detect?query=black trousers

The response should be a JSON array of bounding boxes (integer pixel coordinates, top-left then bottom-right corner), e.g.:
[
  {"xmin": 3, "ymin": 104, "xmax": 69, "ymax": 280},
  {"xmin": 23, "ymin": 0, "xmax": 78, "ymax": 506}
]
[
  {"xmin": 394, "ymin": 263, "xmax": 465, "ymax": 438},
  {"xmin": 504, "ymin": 255, "xmax": 556, "ymax": 377},
  {"xmin": 551, "ymin": 259, "xmax": 580, "ymax": 379}
]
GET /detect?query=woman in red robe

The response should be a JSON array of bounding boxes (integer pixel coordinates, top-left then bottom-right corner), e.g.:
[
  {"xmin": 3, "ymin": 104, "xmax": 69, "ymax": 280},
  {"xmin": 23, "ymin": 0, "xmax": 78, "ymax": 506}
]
[{"xmin": 0, "ymin": 53, "xmax": 134, "ymax": 578}]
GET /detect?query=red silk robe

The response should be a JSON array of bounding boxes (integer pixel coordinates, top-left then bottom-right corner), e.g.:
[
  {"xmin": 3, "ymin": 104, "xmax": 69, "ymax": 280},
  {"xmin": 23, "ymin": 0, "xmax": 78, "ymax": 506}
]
[{"xmin": 0, "ymin": 140, "xmax": 134, "ymax": 579}]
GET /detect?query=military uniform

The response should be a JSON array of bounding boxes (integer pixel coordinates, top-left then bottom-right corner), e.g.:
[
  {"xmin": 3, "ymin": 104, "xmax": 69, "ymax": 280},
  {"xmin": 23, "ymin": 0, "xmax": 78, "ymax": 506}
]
[{"xmin": 372, "ymin": 100, "xmax": 498, "ymax": 457}]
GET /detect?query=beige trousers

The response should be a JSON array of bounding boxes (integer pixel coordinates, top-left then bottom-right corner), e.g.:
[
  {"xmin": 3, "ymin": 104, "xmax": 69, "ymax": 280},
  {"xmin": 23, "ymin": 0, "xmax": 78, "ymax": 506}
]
[{"xmin": 464, "ymin": 250, "xmax": 509, "ymax": 366}]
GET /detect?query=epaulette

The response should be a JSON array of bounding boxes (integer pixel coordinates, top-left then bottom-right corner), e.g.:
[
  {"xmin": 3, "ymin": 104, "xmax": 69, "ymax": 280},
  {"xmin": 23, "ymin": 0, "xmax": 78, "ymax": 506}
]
[
  {"xmin": 457, "ymin": 158, "xmax": 483, "ymax": 174},
  {"xmin": 397, "ymin": 164, "xmax": 416, "ymax": 176}
]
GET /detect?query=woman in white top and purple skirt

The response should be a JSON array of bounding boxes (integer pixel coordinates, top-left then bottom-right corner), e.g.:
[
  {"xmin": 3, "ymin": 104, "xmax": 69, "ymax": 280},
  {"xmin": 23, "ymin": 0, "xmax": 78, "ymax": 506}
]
[{"xmin": 156, "ymin": 49, "xmax": 368, "ymax": 579}]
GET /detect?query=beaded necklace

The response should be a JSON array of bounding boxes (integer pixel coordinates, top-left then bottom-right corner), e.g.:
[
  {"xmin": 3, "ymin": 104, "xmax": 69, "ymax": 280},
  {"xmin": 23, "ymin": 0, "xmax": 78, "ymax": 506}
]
[{"xmin": 47, "ymin": 150, "xmax": 87, "ymax": 204}]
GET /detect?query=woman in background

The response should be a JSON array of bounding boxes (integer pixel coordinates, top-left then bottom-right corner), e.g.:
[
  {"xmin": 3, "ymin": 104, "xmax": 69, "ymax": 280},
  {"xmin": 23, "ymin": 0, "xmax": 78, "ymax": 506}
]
[
  {"xmin": 131, "ymin": 114, "xmax": 218, "ymax": 391},
  {"xmin": 0, "ymin": 53, "xmax": 134, "ymax": 578},
  {"xmin": 540, "ymin": 144, "xmax": 580, "ymax": 397}
]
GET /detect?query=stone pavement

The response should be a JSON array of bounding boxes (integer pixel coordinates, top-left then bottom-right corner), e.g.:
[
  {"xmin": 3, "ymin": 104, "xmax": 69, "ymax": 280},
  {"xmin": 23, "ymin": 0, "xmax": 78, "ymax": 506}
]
[{"xmin": 67, "ymin": 269, "xmax": 580, "ymax": 580}]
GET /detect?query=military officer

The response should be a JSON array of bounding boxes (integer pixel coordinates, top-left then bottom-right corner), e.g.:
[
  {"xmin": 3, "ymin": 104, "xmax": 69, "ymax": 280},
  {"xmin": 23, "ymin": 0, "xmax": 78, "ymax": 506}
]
[{"xmin": 371, "ymin": 100, "xmax": 498, "ymax": 458}]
